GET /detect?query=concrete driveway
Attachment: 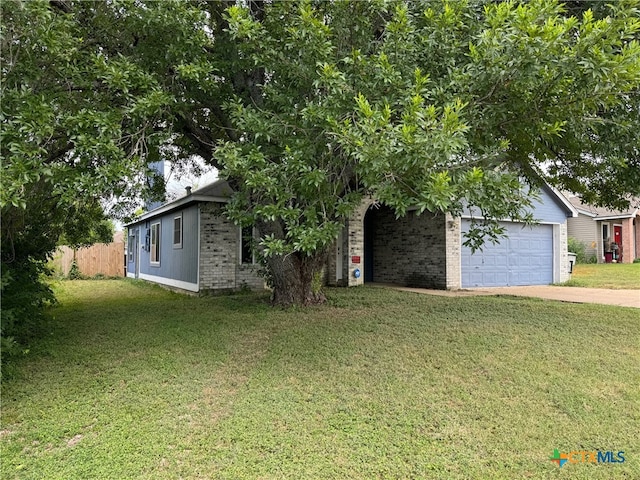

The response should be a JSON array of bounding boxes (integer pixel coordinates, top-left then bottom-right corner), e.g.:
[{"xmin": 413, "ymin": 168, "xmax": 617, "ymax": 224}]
[
  {"xmin": 386, "ymin": 285, "xmax": 640, "ymax": 308},
  {"xmin": 469, "ymin": 286, "xmax": 640, "ymax": 308}
]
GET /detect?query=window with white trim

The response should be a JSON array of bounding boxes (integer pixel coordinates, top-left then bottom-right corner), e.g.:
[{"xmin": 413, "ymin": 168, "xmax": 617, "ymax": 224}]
[
  {"xmin": 128, "ymin": 234, "xmax": 135, "ymax": 263},
  {"xmin": 173, "ymin": 214, "xmax": 183, "ymax": 249},
  {"xmin": 602, "ymin": 222, "xmax": 610, "ymax": 258},
  {"xmin": 150, "ymin": 222, "xmax": 161, "ymax": 265}
]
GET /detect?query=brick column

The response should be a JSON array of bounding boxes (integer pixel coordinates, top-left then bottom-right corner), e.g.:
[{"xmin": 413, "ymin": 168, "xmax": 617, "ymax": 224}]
[
  {"xmin": 620, "ymin": 217, "xmax": 634, "ymax": 263},
  {"xmin": 199, "ymin": 203, "xmax": 237, "ymax": 291},
  {"xmin": 635, "ymin": 216, "xmax": 640, "ymax": 261},
  {"xmin": 445, "ymin": 214, "xmax": 461, "ymax": 289},
  {"xmin": 346, "ymin": 201, "xmax": 369, "ymax": 287},
  {"xmin": 558, "ymin": 222, "xmax": 570, "ymax": 282}
]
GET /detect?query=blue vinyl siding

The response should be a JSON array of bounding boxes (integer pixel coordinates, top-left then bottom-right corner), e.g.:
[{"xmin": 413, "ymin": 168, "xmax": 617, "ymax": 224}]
[
  {"xmin": 528, "ymin": 186, "xmax": 568, "ymax": 223},
  {"xmin": 135, "ymin": 205, "xmax": 199, "ymax": 284},
  {"xmin": 463, "ymin": 185, "xmax": 569, "ymax": 223}
]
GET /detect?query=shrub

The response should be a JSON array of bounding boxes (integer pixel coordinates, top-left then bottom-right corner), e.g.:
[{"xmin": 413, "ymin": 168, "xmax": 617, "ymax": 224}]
[
  {"xmin": 568, "ymin": 237, "xmax": 587, "ymax": 263},
  {"xmin": 67, "ymin": 259, "xmax": 84, "ymax": 279},
  {"xmin": 567, "ymin": 237, "xmax": 599, "ymax": 264},
  {"xmin": 585, "ymin": 255, "xmax": 598, "ymax": 264},
  {"xmin": 1, "ymin": 259, "xmax": 56, "ymax": 377}
]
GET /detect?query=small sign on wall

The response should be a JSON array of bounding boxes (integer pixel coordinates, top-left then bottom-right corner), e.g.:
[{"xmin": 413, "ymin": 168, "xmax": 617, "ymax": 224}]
[{"xmin": 351, "ymin": 255, "xmax": 361, "ymax": 264}]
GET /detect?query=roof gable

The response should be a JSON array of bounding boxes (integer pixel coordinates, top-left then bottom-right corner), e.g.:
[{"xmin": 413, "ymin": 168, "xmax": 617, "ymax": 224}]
[
  {"xmin": 125, "ymin": 179, "xmax": 231, "ymax": 226},
  {"xmin": 564, "ymin": 193, "xmax": 639, "ymax": 220}
]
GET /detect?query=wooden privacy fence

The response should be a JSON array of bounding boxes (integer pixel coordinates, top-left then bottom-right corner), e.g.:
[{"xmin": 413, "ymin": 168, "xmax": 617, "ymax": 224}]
[{"xmin": 51, "ymin": 242, "xmax": 125, "ymax": 277}]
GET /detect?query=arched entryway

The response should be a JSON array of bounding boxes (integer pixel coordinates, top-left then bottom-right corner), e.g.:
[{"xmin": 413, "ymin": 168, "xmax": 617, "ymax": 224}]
[
  {"xmin": 363, "ymin": 206, "xmax": 376, "ymax": 283},
  {"xmin": 362, "ymin": 205, "xmax": 448, "ymax": 288}
]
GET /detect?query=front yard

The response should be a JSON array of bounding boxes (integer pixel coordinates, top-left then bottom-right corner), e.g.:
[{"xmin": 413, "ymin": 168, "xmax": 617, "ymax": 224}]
[
  {"xmin": 2, "ymin": 280, "xmax": 639, "ymax": 479},
  {"xmin": 563, "ymin": 263, "xmax": 640, "ymax": 289}
]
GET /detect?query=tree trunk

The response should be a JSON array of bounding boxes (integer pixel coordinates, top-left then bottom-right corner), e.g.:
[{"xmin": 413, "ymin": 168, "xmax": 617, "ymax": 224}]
[
  {"xmin": 255, "ymin": 218, "xmax": 327, "ymax": 306},
  {"xmin": 265, "ymin": 251, "xmax": 327, "ymax": 307}
]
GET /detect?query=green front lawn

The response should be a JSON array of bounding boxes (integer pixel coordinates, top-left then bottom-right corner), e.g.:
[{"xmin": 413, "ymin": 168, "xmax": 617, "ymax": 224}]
[
  {"xmin": 2, "ymin": 280, "xmax": 639, "ymax": 479},
  {"xmin": 563, "ymin": 263, "xmax": 640, "ymax": 289}
]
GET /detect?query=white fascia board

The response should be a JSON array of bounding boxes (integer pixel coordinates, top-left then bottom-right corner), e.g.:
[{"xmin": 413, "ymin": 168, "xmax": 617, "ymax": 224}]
[
  {"xmin": 459, "ymin": 214, "xmax": 561, "ymax": 225},
  {"xmin": 125, "ymin": 195, "xmax": 229, "ymax": 227},
  {"xmin": 576, "ymin": 208, "xmax": 598, "ymax": 218},
  {"xmin": 594, "ymin": 212, "xmax": 637, "ymax": 221}
]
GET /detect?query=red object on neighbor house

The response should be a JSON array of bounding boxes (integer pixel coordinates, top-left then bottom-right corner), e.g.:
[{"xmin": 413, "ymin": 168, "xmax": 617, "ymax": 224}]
[
  {"xmin": 605, "ymin": 252, "xmax": 613, "ymax": 263},
  {"xmin": 614, "ymin": 225, "xmax": 622, "ymax": 244},
  {"xmin": 351, "ymin": 256, "xmax": 361, "ymax": 264}
]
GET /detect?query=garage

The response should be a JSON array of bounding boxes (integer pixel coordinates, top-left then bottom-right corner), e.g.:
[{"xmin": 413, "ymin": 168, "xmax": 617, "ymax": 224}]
[
  {"xmin": 328, "ymin": 184, "xmax": 576, "ymax": 289},
  {"xmin": 461, "ymin": 220, "xmax": 554, "ymax": 287}
]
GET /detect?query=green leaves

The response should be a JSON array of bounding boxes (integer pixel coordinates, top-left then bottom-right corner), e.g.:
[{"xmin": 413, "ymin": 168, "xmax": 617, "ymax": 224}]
[
  {"xmin": 355, "ymin": 93, "xmax": 375, "ymax": 118},
  {"xmin": 340, "ymin": 86, "xmax": 470, "ymax": 217},
  {"xmin": 213, "ymin": 0, "xmax": 640, "ymax": 264},
  {"xmin": 462, "ymin": 0, "xmax": 640, "ymax": 208},
  {"xmin": 226, "ymin": 5, "xmax": 264, "ymax": 41},
  {"xmin": 1, "ymin": 1, "xmax": 173, "ymax": 215}
]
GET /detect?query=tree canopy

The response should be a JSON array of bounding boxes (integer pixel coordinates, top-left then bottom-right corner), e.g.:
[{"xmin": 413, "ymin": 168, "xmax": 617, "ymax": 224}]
[
  {"xmin": 207, "ymin": 0, "xmax": 640, "ymax": 302},
  {"xmin": 2, "ymin": 0, "xmax": 639, "ymax": 322}
]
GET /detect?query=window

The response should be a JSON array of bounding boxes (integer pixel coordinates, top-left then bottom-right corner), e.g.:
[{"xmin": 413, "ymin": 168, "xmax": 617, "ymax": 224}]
[
  {"xmin": 128, "ymin": 234, "xmax": 135, "ymax": 263},
  {"xmin": 240, "ymin": 226, "xmax": 255, "ymax": 264},
  {"xmin": 150, "ymin": 222, "xmax": 161, "ymax": 265},
  {"xmin": 173, "ymin": 214, "xmax": 183, "ymax": 249}
]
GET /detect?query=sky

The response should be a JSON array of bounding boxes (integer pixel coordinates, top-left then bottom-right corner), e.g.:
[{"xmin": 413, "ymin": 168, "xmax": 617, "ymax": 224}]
[
  {"xmin": 164, "ymin": 157, "xmax": 219, "ymax": 201},
  {"xmin": 114, "ymin": 157, "xmax": 218, "ymax": 232}
]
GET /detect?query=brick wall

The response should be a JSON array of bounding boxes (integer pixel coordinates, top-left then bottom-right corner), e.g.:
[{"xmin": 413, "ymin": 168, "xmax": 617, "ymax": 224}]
[
  {"xmin": 346, "ymin": 201, "xmax": 369, "ymax": 287},
  {"xmin": 558, "ymin": 222, "xmax": 570, "ymax": 282},
  {"xmin": 635, "ymin": 216, "xmax": 640, "ymax": 261},
  {"xmin": 199, "ymin": 203, "xmax": 264, "ymax": 291},
  {"xmin": 326, "ymin": 201, "xmax": 463, "ymax": 289},
  {"xmin": 620, "ymin": 217, "xmax": 635, "ymax": 264},
  {"xmin": 236, "ymin": 264, "xmax": 265, "ymax": 290},
  {"xmin": 444, "ymin": 214, "xmax": 461, "ymax": 289},
  {"xmin": 367, "ymin": 206, "xmax": 448, "ymax": 288},
  {"xmin": 199, "ymin": 203, "xmax": 237, "ymax": 290}
]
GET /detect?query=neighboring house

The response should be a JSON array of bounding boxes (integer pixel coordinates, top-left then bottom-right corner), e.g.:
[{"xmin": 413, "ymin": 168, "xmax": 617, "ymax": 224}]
[
  {"xmin": 127, "ymin": 180, "xmax": 576, "ymax": 293},
  {"xmin": 565, "ymin": 194, "xmax": 640, "ymax": 264},
  {"xmin": 125, "ymin": 180, "xmax": 263, "ymax": 293},
  {"xmin": 326, "ymin": 185, "xmax": 577, "ymax": 289}
]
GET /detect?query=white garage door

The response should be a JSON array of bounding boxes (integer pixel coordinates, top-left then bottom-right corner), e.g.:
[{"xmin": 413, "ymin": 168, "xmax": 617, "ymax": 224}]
[{"xmin": 461, "ymin": 221, "xmax": 554, "ymax": 287}]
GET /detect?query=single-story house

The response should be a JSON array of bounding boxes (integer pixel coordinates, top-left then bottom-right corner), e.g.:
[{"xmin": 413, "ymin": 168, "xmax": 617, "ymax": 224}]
[
  {"xmin": 565, "ymin": 194, "xmax": 640, "ymax": 263},
  {"xmin": 125, "ymin": 181, "xmax": 263, "ymax": 293},
  {"xmin": 127, "ymin": 180, "xmax": 576, "ymax": 293}
]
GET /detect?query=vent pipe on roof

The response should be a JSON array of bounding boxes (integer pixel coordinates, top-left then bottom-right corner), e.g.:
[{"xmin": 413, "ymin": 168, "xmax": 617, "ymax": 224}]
[{"xmin": 186, "ymin": 186, "xmax": 192, "ymax": 196}]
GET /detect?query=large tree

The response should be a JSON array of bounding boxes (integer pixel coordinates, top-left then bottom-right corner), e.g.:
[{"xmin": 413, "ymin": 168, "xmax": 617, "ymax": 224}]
[
  {"xmin": 207, "ymin": 0, "xmax": 640, "ymax": 304},
  {"xmin": 1, "ymin": 0, "xmax": 170, "ymax": 355},
  {"xmin": 2, "ymin": 1, "xmax": 639, "ymax": 313}
]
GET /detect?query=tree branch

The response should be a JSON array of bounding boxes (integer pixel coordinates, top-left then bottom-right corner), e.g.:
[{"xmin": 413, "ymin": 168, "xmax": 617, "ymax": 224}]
[
  {"xmin": 175, "ymin": 114, "xmax": 218, "ymax": 164},
  {"xmin": 49, "ymin": 0, "xmax": 71, "ymax": 14}
]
